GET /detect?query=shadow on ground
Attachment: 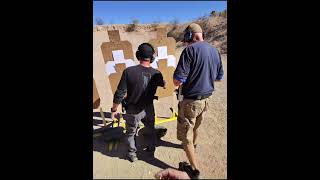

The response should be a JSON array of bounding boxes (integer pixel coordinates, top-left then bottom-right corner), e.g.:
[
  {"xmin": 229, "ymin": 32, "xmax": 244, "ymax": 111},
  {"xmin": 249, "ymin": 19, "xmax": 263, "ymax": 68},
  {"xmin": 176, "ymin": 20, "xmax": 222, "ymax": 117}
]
[
  {"xmin": 93, "ymin": 130, "xmax": 182, "ymax": 170},
  {"xmin": 93, "ymin": 111, "xmax": 111, "ymax": 119}
]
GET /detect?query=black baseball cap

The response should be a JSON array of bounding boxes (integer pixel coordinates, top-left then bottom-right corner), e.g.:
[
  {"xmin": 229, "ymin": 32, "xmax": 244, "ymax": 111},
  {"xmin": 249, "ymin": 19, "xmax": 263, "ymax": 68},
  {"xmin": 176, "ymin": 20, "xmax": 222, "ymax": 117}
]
[{"xmin": 137, "ymin": 43, "xmax": 154, "ymax": 59}]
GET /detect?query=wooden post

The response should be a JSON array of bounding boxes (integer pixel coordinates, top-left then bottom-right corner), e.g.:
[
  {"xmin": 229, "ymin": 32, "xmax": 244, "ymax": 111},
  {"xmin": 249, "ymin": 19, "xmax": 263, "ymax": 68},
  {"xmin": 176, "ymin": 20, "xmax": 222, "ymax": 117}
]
[{"xmin": 99, "ymin": 107, "xmax": 106, "ymax": 127}]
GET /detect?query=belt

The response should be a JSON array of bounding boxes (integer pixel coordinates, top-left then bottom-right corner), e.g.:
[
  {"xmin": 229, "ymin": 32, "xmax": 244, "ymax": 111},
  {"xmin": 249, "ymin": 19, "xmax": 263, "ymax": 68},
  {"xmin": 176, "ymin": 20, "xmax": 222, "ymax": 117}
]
[{"xmin": 184, "ymin": 93, "xmax": 212, "ymax": 100}]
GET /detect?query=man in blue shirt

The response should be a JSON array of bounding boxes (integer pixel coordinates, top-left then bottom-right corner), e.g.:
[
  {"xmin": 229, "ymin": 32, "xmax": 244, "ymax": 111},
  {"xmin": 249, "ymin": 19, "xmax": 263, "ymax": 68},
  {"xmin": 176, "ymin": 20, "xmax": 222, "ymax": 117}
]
[{"xmin": 173, "ymin": 23, "xmax": 224, "ymax": 178}]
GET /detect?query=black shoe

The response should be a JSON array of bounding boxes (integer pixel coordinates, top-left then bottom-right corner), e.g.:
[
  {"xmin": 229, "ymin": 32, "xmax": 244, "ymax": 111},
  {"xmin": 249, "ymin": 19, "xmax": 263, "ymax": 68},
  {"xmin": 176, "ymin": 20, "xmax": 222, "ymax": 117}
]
[
  {"xmin": 178, "ymin": 162, "xmax": 200, "ymax": 179},
  {"xmin": 127, "ymin": 154, "xmax": 138, "ymax": 162}
]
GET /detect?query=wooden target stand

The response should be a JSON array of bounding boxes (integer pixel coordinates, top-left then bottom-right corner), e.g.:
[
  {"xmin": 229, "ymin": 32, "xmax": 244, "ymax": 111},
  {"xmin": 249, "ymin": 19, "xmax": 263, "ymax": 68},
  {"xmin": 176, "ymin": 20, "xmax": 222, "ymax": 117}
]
[{"xmin": 93, "ymin": 28, "xmax": 179, "ymax": 151}]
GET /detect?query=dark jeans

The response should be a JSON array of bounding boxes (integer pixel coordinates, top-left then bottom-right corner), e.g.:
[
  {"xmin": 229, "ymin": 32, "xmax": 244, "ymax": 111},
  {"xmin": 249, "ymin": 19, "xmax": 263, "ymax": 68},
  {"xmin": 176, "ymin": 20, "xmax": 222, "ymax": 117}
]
[{"xmin": 125, "ymin": 105, "xmax": 156, "ymax": 156}]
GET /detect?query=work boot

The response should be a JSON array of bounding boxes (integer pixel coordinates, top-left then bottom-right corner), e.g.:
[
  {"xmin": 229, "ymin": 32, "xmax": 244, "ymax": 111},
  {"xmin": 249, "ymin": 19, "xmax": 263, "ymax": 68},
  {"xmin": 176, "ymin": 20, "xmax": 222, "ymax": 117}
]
[{"xmin": 178, "ymin": 161, "xmax": 200, "ymax": 179}]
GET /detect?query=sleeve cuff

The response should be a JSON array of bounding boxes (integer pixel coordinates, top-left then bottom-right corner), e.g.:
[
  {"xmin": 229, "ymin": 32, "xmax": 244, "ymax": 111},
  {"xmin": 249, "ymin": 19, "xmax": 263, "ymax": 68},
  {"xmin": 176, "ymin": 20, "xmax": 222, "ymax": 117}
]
[
  {"xmin": 173, "ymin": 74, "xmax": 187, "ymax": 83},
  {"xmin": 113, "ymin": 98, "xmax": 122, "ymax": 104},
  {"xmin": 216, "ymin": 75, "xmax": 224, "ymax": 81}
]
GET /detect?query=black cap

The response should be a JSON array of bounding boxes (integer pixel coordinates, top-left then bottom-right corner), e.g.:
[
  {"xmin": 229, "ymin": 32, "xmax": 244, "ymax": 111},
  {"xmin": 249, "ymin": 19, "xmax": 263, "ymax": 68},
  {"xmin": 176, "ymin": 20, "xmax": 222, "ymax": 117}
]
[{"xmin": 137, "ymin": 43, "xmax": 154, "ymax": 59}]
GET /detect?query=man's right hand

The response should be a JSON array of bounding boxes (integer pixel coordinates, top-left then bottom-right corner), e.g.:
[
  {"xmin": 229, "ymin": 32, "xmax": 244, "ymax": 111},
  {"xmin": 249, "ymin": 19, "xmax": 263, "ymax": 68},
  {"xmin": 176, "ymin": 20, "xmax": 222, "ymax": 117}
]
[
  {"xmin": 173, "ymin": 79, "xmax": 182, "ymax": 87},
  {"xmin": 111, "ymin": 103, "xmax": 119, "ymax": 120},
  {"xmin": 111, "ymin": 111, "xmax": 117, "ymax": 121}
]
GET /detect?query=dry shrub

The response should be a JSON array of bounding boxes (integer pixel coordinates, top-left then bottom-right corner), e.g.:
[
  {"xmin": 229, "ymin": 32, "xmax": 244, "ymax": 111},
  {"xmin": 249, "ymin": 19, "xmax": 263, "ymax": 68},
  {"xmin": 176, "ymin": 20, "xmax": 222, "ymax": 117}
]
[
  {"xmin": 167, "ymin": 19, "xmax": 185, "ymax": 41},
  {"xmin": 126, "ymin": 19, "xmax": 139, "ymax": 32},
  {"xmin": 95, "ymin": 17, "xmax": 104, "ymax": 25}
]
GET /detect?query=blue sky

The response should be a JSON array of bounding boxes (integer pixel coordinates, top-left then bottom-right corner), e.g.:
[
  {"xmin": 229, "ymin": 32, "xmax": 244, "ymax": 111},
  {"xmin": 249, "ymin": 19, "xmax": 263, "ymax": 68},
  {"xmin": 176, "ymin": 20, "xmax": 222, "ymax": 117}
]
[{"xmin": 93, "ymin": 1, "xmax": 227, "ymax": 25}]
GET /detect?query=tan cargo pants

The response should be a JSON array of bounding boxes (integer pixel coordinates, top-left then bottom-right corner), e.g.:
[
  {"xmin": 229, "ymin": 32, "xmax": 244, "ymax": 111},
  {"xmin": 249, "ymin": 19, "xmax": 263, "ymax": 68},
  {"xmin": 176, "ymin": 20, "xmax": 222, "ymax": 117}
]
[{"xmin": 177, "ymin": 97, "xmax": 210, "ymax": 145}]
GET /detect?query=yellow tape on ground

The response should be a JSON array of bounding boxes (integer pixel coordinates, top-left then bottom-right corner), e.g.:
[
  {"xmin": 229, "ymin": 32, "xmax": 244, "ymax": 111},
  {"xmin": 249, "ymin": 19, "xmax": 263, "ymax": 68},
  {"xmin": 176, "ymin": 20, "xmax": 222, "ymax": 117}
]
[
  {"xmin": 155, "ymin": 117, "xmax": 177, "ymax": 125},
  {"xmin": 113, "ymin": 115, "xmax": 177, "ymax": 128},
  {"xmin": 93, "ymin": 114, "xmax": 177, "ymax": 138}
]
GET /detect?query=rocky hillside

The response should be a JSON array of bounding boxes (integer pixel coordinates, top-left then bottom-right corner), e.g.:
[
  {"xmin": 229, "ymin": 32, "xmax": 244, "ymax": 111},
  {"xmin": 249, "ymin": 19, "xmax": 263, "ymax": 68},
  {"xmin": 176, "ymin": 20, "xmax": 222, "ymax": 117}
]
[
  {"xmin": 93, "ymin": 14, "xmax": 227, "ymax": 54},
  {"xmin": 167, "ymin": 15, "xmax": 227, "ymax": 54}
]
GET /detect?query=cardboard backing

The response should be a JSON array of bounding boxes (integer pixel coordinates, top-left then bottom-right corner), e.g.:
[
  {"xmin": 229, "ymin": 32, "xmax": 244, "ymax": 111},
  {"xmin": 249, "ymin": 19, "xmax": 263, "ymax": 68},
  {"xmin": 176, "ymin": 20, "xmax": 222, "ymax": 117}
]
[
  {"xmin": 155, "ymin": 59, "xmax": 176, "ymax": 97},
  {"xmin": 149, "ymin": 27, "xmax": 177, "ymax": 98},
  {"xmin": 108, "ymin": 63, "xmax": 127, "ymax": 94},
  {"xmin": 93, "ymin": 78, "xmax": 100, "ymax": 109},
  {"xmin": 100, "ymin": 30, "xmax": 134, "ymax": 63}
]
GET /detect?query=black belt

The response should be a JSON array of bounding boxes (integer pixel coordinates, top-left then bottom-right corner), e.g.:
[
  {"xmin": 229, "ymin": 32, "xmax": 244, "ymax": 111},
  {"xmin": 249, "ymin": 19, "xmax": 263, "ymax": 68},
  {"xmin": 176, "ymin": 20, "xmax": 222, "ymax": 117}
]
[{"xmin": 184, "ymin": 93, "xmax": 212, "ymax": 100}]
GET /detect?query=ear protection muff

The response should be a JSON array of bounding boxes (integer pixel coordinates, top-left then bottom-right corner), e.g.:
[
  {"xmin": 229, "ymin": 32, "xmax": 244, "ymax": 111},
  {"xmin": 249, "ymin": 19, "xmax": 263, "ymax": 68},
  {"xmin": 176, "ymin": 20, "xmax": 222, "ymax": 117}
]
[
  {"xmin": 183, "ymin": 29, "xmax": 193, "ymax": 43},
  {"xmin": 135, "ymin": 50, "xmax": 142, "ymax": 61},
  {"xmin": 136, "ymin": 43, "xmax": 155, "ymax": 63},
  {"xmin": 149, "ymin": 46, "xmax": 155, "ymax": 63}
]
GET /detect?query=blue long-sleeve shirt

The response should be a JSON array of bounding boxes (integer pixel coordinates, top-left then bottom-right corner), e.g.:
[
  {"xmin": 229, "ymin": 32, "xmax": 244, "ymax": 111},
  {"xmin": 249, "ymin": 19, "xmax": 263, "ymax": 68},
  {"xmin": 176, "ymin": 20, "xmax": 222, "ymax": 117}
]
[{"xmin": 173, "ymin": 41, "xmax": 224, "ymax": 97}]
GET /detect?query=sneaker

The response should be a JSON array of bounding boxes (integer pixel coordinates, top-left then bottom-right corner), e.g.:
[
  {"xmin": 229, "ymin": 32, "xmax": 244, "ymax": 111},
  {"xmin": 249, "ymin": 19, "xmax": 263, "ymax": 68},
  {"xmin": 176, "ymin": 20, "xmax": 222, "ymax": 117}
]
[
  {"xmin": 127, "ymin": 154, "xmax": 138, "ymax": 162},
  {"xmin": 192, "ymin": 169, "xmax": 200, "ymax": 179}
]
